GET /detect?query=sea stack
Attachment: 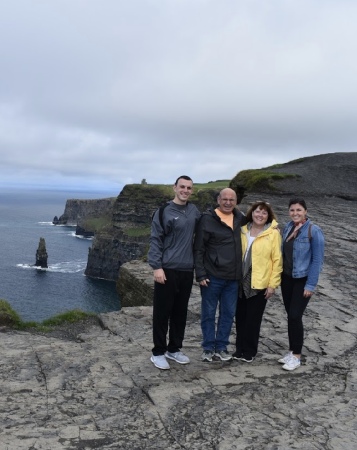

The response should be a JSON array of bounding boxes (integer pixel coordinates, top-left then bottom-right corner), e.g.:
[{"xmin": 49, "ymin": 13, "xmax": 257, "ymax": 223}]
[{"xmin": 35, "ymin": 237, "xmax": 48, "ymax": 268}]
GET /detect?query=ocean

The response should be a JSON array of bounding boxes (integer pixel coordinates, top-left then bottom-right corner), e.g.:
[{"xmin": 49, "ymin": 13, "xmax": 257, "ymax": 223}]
[{"xmin": 0, "ymin": 187, "xmax": 120, "ymax": 322}]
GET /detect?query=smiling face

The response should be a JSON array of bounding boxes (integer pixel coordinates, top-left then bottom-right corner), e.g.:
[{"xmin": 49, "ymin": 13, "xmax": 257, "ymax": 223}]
[
  {"xmin": 217, "ymin": 188, "xmax": 237, "ymax": 214},
  {"xmin": 173, "ymin": 178, "xmax": 193, "ymax": 205},
  {"xmin": 252, "ymin": 206, "xmax": 269, "ymax": 227},
  {"xmin": 289, "ymin": 202, "xmax": 307, "ymax": 224}
]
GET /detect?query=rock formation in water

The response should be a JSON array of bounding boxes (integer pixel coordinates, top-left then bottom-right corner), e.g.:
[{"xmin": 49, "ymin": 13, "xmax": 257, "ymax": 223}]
[
  {"xmin": 35, "ymin": 237, "xmax": 48, "ymax": 268},
  {"xmin": 75, "ymin": 224, "xmax": 94, "ymax": 238}
]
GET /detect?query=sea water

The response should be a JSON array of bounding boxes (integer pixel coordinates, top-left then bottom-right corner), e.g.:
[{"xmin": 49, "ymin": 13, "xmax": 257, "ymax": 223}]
[{"xmin": 0, "ymin": 187, "xmax": 120, "ymax": 322}]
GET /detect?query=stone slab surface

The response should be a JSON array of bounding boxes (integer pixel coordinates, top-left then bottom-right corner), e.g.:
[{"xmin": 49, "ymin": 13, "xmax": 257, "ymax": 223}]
[{"xmin": 1, "ymin": 195, "xmax": 356, "ymax": 449}]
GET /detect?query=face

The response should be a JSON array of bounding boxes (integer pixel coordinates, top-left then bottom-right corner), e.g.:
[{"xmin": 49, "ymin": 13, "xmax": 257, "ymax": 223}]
[
  {"xmin": 217, "ymin": 189, "xmax": 237, "ymax": 214},
  {"xmin": 289, "ymin": 203, "xmax": 307, "ymax": 223},
  {"xmin": 173, "ymin": 178, "xmax": 193, "ymax": 204},
  {"xmin": 252, "ymin": 206, "xmax": 268, "ymax": 226}
]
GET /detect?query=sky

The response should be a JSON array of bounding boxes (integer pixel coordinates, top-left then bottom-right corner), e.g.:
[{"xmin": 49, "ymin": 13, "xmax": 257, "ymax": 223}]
[{"xmin": 0, "ymin": 0, "xmax": 356, "ymax": 193}]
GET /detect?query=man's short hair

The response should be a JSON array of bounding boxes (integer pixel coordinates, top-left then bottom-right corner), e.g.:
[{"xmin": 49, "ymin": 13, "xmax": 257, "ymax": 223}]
[{"xmin": 175, "ymin": 175, "xmax": 192, "ymax": 186}]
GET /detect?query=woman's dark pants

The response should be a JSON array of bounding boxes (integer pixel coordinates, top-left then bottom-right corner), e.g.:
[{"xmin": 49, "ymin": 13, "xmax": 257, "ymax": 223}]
[{"xmin": 281, "ymin": 274, "xmax": 310, "ymax": 354}]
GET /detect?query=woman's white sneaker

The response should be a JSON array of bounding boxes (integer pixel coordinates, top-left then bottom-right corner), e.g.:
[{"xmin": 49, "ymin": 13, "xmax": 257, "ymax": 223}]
[
  {"xmin": 278, "ymin": 351, "xmax": 293, "ymax": 364},
  {"xmin": 282, "ymin": 355, "xmax": 301, "ymax": 371}
]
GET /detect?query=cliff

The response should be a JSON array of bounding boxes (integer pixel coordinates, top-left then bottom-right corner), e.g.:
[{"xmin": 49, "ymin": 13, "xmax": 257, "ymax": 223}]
[
  {"xmin": 84, "ymin": 184, "xmax": 222, "ymax": 281},
  {"xmin": 56, "ymin": 152, "xmax": 356, "ymax": 283},
  {"xmin": 53, "ymin": 197, "xmax": 116, "ymax": 226},
  {"xmin": 230, "ymin": 152, "xmax": 357, "ymax": 199},
  {"xmin": 117, "ymin": 260, "xmax": 154, "ymax": 307}
]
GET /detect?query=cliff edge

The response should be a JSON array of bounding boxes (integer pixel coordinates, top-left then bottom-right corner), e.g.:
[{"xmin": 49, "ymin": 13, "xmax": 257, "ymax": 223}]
[{"xmin": 231, "ymin": 152, "xmax": 357, "ymax": 199}]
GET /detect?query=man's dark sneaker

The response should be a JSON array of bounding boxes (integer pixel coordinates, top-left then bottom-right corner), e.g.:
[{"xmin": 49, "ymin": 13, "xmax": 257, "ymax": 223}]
[
  {"xmin": 215, "ymin": 350, "xmax": 232, "ymax": 361},
  {"xmin": 232, "ymin": 352, "xmax": 243, "ymax": 360},
  {"xmin": 201, "ymin": 350, "xmax": 214, "ymax": 362}
]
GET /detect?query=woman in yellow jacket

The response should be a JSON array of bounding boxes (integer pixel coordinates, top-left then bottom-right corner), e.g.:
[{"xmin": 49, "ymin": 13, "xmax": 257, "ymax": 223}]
[{"xmin": 233, "ymin": 201, "xmax": 283, "ymax": 363}]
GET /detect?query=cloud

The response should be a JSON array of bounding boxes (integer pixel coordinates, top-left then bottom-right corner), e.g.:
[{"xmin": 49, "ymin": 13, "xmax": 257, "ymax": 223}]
[{"xmin": 0, "ymin": 0, "xmax": 356, "ymax": 190}]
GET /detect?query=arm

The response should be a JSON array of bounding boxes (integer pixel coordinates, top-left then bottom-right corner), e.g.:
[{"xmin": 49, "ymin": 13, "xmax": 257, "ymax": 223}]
[
  {"xmin": 148, "ymin": 210, "xmax": 166, "ymax": 284},
  {"xmin": 268, "ymin": 230, "xmax": 283, "ymax": 289},
  {"xmin": 193, "ymin": 216, "xmax": 209, "ymax": 283},
  {"xmin": 305, "ymin": 225, "xmax": 325, "ymax": 294}
]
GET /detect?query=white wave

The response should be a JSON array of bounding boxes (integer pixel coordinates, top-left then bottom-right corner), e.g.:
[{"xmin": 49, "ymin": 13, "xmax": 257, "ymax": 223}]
[
  {"xmin": 17, "ymin": 260, "xmax": 87, "ymax": 273},
  {"xmin": 38, "ymin": 222, "xmax": 76, "ymax": 228},
  {"xmin": 75, "ymin": 233, "xmax": 93, "ymax": 240}
]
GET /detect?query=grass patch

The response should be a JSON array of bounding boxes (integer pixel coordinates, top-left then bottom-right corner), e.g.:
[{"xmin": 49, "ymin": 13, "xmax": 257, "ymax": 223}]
[
  {"xmin": 124, "ymin": 227, "xmax": 151, "ymax": 237},
  {"xmin": 42, "ymin": 309, "xmax": 96, "ymax": 327},
  {"xmin": 0, "ymin": 300, "xmax": 96, "ymax": 331},
  {"xmin": 0, "ymin": 299, "xmax": 22, "ymax": 328},
  {"xmin": 231, "ymin": 169, "xmax": 299, "ymax": 191},
  {"xmin": 124, "ymin": 181, "xmax": 228, "ymax": 208},
  {"xmin": 81, "ymin": 216, "xmax": 112, "ymax": 232},
  {"xmin": 193, "ymin": 180, "xmax": 230, "ymax": 189}
]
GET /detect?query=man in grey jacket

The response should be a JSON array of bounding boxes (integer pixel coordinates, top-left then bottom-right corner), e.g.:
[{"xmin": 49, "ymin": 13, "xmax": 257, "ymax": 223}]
[{"xmin": 148, "ymin": 175, "xmax": 201, "ymax": 370}]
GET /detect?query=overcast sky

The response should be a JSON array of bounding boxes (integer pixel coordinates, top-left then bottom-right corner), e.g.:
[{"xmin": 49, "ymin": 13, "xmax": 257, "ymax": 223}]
[{"xmin": 0, "ymin": 0, "xmax": 356, "ymax": 193}]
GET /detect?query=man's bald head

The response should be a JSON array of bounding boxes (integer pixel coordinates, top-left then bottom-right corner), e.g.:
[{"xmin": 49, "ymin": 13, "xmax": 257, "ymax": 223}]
[{"xmin": 217, "ymin": 188, "xmax": 237, "ymax": 215}]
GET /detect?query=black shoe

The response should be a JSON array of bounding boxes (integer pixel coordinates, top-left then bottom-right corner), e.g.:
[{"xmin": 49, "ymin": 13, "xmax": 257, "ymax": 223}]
[
  {"xmin": 215, "ymin": 350, "xmax": 232, "ymax": 361},
  {"xmin": 240, "ymin": 355, "xmax": 254, "ymax": 363},
  {"xmin": 232, "ymin": 352, "xmax": 243, "ymax": 360}
]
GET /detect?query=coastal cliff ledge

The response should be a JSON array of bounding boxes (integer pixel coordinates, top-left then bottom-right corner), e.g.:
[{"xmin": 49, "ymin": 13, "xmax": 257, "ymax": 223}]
[
  {"xmin": 1, "ymin": 203, "xmax": 356, "ymax": 448},
  {"xmin": 117, "ymin": 260, "xmax": 154, "ymax": 307}
]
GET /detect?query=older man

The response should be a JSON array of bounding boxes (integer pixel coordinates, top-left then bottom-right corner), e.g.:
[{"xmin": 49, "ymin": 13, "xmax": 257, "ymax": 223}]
[{"xmin": 194, "ymin": 188, "xmax": 247, "ymax": 362}]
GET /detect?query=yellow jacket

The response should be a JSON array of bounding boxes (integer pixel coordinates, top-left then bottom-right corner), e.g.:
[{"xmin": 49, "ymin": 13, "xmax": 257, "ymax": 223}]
[{"xmin": 241, "ymin": 219, "xmax": 283, "ymax": 289}]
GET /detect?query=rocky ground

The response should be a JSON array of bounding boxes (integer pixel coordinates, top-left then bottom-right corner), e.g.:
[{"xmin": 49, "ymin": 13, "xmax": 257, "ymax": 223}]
[{"xmin": 0, "ymin": 194, "xmax": 356, "ymax": 449}]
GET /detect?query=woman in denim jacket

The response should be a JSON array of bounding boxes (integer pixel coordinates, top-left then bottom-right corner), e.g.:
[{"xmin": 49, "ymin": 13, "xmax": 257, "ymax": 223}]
[{"xmin": 279, "ymin": 198, "xmax": 324, "ymax": 371}]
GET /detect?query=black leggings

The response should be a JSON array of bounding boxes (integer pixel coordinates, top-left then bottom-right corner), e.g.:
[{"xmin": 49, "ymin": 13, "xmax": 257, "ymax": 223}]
[
  {"xmin": 235, "ymin": 290, "xmax": 267, "ymax": 358},
  {"xmin": 281, "ymin": 274, "xmax": 310, "ymax": 354}
]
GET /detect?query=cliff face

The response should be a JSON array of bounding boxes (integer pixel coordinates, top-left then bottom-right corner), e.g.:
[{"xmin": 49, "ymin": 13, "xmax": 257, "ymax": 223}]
[
  {"xmin": 62, "ymin": 152, "xmax": 357, "ymax": 283},
  {"xmin": 116, "ymin": 260, "xmax": 154, "ymax": 307},
  {"xmin": 230, "ymin": 152, "xmax": 357, "ymax": 199},
  {"xmin": 54, "ymin": 198, "xmax": 116, "ymax": 226},
  {"xmin": 267, "ymin": 152, "xmax": 357, "ymax": 198},
  {"xmin": 84, "ymin": 184, "xmax": 223, "ymax": 281},
  {"xmin": 84, "ymin": 185, "xmax": 174, "ymax": 281}
]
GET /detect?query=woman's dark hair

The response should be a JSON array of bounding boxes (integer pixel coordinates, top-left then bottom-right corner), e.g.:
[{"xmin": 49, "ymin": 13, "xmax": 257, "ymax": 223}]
[
  {"xmin": 288, "ymin": 198, "xmax": 307, "ymax": 210},
  {"xmin": 246, "ymin": 201, "xmax": 277, "ymax": 223}
]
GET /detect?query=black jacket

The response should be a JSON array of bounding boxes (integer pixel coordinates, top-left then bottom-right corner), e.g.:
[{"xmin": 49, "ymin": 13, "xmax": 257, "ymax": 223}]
[{"xmin": 194, "ymin": 208, "xmax": 247, "ymax": 282}]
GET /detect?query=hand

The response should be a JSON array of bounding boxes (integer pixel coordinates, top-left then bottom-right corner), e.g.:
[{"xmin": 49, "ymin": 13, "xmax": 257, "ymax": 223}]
[
  {"xmin": 264, "ymin": 287, "xmax": 275, "ymax": 299},
  {"xmin": 303, "ymin": 289, "xmax": 313, "ymax": 298},
  {"xmin": 154, "ymin": 268, "xmax": 166, "ymax": 284},
  {"xmin": 199, "ymin": 278, "xmax": 210, "ymax": 287}
]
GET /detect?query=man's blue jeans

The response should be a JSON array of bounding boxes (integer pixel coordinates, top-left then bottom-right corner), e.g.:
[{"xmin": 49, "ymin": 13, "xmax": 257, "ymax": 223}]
[{"xmin": 200, "ymin": 275, "xmax": 239, "ymax": 352}]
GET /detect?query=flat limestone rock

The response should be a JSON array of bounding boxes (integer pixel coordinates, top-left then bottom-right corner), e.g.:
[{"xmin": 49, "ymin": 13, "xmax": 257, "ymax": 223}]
[{"xmin": 0, "ymin": 194, "xmax": 356, "ymax": 449}]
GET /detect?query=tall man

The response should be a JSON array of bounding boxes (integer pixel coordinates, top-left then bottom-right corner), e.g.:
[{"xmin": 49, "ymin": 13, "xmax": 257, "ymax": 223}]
[
  {"xmin": 194, "ymin": 188, "xmax": 246, "ymax": 362},
  {"xmin": 148, "ymin": 175, "xmax": 201, "ymax": 370}
]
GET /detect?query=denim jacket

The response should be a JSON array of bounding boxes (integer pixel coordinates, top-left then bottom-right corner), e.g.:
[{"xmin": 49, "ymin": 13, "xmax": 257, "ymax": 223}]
[{"xmin": 282, "ymin": 219, "xmax": 324, "ymax": 291}]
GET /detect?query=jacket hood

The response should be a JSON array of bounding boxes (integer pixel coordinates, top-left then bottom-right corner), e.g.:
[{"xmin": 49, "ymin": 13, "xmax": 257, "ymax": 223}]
[{"xmin": 242, "ymin": 218, "xmax": 279, "ymax": 234}]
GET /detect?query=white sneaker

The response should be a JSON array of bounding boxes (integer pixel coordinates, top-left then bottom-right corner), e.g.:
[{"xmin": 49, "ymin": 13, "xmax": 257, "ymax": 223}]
[
  {"xmin": 150, "ymin": 355, "xmax": 170, "ymax": 370},
  {"xmin": 282, "ymin": 355, "xmax": 301, "ymax": 371},
  {"xmin": 165, "ymin": 351, "xmax": 190, "ymax": 364},
  {"xmin": 278, "ymin": 351, "xmax": 293, "ymax": 364}
]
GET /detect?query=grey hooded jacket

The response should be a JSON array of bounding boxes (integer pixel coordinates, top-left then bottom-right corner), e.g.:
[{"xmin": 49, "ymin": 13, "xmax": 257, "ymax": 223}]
[{"xmin": 148, "ymin": 201, "xmax": 201, "ymax": 271}]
